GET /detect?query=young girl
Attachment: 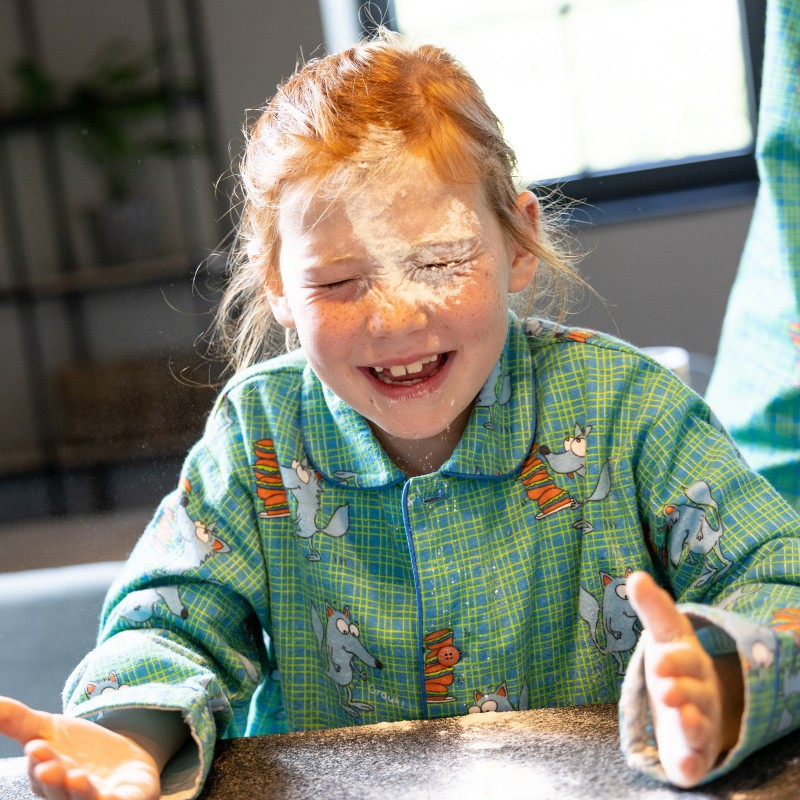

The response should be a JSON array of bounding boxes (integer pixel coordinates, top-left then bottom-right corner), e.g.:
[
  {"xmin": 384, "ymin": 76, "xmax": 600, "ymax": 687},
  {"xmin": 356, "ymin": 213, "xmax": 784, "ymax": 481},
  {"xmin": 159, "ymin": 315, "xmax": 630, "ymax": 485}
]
[{"xmin": 2, "ymin": 30, "xmax": 800, "ymax": 800}]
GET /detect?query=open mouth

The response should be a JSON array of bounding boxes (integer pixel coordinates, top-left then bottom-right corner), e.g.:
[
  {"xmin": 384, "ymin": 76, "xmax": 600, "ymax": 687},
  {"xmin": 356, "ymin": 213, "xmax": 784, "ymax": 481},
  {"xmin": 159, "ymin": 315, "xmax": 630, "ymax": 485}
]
[{"xmin": 370, "ymin": 353, "xmax": 448, "ymax": 386}]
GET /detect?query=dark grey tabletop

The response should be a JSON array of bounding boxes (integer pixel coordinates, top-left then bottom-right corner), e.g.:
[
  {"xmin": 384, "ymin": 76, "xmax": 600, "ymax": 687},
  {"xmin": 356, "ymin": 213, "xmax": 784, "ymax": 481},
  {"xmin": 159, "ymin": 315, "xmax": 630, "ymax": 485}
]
[{"xmin": 1, "ymin": 704, "xmax": 799, "ymax": 799}]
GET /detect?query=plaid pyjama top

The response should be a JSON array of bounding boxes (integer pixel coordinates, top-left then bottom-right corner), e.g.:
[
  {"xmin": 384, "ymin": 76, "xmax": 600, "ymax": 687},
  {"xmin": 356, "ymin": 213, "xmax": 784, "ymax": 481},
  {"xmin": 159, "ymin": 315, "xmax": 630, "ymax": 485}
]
[
  {"xmin": 64, "ymin": 315, "xmax": 800, "ymax": 799},
  {"xmin": 706, "ymin": 0, "xmax": 800, "ymax": 511}
]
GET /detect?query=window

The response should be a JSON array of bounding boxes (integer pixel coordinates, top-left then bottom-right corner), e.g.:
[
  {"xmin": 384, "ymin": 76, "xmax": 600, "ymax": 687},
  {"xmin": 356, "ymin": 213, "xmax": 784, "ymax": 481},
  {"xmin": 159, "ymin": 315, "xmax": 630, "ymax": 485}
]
[{"xmin": 320, "ymin": 0, "xmax": 764, "ymax": 208}]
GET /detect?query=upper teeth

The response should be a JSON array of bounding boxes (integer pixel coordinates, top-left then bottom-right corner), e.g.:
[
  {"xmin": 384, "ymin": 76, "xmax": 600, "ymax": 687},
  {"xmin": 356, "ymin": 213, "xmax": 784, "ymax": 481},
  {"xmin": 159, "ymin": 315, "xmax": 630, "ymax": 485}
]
[{"xmin": 374, "ymin": 354, "xmax": 438, "ymax": 377}]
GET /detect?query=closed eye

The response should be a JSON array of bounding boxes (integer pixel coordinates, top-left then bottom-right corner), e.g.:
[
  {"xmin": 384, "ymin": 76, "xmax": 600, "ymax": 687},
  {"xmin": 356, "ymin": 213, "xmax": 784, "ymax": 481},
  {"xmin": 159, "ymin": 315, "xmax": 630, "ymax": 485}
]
[
  {"xmin": 414, "ymin": 260, "xmax": 463, "ymax": 272},
  {"xmin": 314, "ymin": 275, "xmax": 366, "ymax": 292},
  {"xmin": 317, "ymin": 279, "xmax": 352, "ymax": 290}
]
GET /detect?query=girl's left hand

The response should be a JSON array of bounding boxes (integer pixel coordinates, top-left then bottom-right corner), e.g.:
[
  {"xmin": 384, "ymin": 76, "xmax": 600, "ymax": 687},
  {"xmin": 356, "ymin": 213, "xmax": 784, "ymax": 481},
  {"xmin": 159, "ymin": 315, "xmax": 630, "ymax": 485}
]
[{"xmin": 626, "ymin": 571, "xmax": 742, "ymax": 788}]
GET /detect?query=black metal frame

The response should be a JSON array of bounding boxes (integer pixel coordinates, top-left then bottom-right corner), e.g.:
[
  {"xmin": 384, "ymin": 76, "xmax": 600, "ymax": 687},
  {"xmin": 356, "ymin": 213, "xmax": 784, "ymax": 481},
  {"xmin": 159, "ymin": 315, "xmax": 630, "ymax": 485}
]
[{"xmin": 0, "ymin": 0, "xmax": 224, "ymax": 518}]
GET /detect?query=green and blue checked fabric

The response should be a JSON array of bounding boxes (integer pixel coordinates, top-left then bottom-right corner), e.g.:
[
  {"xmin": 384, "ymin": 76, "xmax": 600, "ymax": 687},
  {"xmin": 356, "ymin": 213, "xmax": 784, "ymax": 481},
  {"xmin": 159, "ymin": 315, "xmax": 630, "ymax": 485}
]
[
  {"xmin": 706, "ymin": 0, "xmax": 800, "ymax": 512},
  {"xmin": 63, "ymin": 316, "xmax": 800, "ymax": 798}
]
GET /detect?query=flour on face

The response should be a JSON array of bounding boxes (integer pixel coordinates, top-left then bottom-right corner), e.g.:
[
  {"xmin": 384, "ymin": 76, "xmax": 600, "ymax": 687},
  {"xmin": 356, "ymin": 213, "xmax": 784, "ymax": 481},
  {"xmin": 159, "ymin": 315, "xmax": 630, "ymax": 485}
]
[{"xmin": 341, "ymin": 146, "xmax": 485, "ymax": 309}]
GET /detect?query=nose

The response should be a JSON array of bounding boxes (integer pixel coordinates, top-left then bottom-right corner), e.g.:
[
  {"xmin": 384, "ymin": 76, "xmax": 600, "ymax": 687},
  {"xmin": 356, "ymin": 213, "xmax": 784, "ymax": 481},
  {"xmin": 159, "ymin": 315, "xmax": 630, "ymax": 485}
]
[{"xmin": 364, "ymin": 282, "xmax": 428, "ymax": 337}]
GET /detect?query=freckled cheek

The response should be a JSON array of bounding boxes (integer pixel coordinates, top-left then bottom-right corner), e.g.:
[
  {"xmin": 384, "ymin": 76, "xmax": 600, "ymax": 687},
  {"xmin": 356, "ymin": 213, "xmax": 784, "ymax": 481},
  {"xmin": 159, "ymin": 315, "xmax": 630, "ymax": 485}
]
[
  {"xmin": 299, "ymin": 302, "xmax": 363, "ymax": 351},
  {"xmin": 451, "ymin": 273, "xmax": 507, "ymax": 329}
]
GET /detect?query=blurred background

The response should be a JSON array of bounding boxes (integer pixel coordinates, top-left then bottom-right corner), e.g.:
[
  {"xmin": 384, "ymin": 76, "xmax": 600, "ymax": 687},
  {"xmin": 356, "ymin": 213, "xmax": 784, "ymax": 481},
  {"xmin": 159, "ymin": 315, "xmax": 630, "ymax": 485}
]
[{"xmin": 0, "ymin": 0, "xmax": 763, "ymax": 566}]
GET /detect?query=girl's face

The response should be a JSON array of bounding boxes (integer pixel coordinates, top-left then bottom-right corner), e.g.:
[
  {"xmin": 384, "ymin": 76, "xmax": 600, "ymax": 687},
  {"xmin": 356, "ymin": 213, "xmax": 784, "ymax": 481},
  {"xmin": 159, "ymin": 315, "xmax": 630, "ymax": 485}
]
[{"xmin": 269, "ymin": 156, "xmax": 538, "ymax": 473}]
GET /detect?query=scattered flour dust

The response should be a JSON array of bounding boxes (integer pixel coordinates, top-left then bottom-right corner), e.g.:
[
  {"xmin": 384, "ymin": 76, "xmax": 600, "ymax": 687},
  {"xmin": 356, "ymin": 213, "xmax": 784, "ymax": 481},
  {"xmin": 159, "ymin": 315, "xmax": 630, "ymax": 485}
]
[
  {"xmin": 369, "ymin": 712, "xmax": 509, "ymax": 735},
  {"xmin": 458, "ymin": 710, "xmax": 514, "ymax": 728},
  {"xmin": 372, "ymin": 719, "xmax": 417, "ymax": 732},
  {"xmin": 370, "ymin": 711, "xmax": 531, "ymax": 736}
]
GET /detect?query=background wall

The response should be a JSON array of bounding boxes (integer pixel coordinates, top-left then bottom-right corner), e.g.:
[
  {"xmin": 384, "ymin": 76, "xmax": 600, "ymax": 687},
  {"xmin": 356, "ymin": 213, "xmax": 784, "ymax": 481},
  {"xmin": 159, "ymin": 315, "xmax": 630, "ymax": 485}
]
[
  {"xmin": 0, "ymin": 0, "xmax": 752, "ymax": 563},
  {"xmin": 574, "ymin": 203, "xmax": 752, "ymax": 354}
]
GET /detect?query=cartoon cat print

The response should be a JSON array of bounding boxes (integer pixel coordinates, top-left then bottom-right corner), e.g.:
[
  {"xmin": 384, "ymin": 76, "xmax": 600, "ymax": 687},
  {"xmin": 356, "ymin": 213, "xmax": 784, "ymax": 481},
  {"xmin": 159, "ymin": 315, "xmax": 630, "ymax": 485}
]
[
  {"xmin": 767, "ymin": 605, "xmax": 800, "ymax": 731},
  {"xmin": 83, "ymin": 671, "xmax": 130, "ymax": 717},
  {"xmin": 85, "ymin": 671, "xmax": 125, "ymax": 700},
  {"xmin": 538, "ymin": 424, "xmax": 611, "ymax": 532},
  {"xmin": 468, "ymin": 680, "xmax": 530, "ymax": 713},
  {"xmin": 118, "ymin": 586, "xmax": 188, "ymax": 624}
]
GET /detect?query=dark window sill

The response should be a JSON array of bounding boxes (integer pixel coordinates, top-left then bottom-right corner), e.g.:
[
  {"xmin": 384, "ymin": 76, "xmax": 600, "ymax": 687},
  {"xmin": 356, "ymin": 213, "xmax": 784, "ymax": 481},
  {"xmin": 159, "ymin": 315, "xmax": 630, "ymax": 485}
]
[{"xmin": 565, "ymin": 179, "xmax": 758, "ymax": 227}]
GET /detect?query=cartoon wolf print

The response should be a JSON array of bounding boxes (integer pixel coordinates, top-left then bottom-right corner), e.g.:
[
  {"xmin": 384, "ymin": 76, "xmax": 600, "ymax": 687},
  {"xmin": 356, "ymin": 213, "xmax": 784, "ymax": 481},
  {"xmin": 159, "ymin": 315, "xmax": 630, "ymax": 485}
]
[
  {"xmin": 310, "ymin": 601, "xmax": 383, "ymax": 719},
  {"xmin": 523, "ymin": 423, "xmax": 611, "ymax": 530},
  {"xmin": 151, "ymin": 494, "xmax": 230, "ymax": 572},
  {"xmin": 474, "ymin": 355, "xmax": 512, "ymax": 429},
  {"xmin": 540, "ymin": 425, "xmax": 611, "ymax": 520},
  {"xmin": 118, "ymin": 586, "xmax": 188, "ymax": 624},
  {"xmin": 579, "ymin": 569, "xmax": 641, "ymax": 675},
  {"xmin": 660, "ymin": 480, "xmax": 732, "ymax": 587},
  {"xmin": 280, "ymin": 457, "xmax": 349, "ymax": 561}
]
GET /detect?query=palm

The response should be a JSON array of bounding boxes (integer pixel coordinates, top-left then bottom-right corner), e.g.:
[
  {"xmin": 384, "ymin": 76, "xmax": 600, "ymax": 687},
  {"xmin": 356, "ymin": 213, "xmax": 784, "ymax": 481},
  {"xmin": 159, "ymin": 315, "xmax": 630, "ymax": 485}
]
[{"xmin": 0, "ymin": 697, "xmax": 160, "ymax": 800}]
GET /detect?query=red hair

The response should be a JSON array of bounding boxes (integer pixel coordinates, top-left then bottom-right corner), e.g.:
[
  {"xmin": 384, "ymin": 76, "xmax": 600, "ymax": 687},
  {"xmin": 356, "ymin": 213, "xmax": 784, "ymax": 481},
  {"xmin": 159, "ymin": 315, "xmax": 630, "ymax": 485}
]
[{"xmin": 216, "ymin": 32, "xmax": 582, "ymax": 372}]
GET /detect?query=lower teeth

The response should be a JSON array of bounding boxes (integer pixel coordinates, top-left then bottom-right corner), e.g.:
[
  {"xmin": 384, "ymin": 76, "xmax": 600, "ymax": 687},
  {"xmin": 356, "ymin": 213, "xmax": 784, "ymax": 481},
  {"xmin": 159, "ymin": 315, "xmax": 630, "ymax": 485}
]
[{"xmin": 376, "ymin": 373, "xmax": 423, "ymax": 386}]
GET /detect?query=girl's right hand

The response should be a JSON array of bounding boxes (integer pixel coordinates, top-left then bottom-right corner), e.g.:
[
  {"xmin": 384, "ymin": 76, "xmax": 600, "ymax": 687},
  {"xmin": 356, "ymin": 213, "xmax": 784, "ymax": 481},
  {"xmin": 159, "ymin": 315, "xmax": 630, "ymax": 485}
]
[{"xmin": 0, "ymin": 696, "xmax": 160, "ymax": 800}]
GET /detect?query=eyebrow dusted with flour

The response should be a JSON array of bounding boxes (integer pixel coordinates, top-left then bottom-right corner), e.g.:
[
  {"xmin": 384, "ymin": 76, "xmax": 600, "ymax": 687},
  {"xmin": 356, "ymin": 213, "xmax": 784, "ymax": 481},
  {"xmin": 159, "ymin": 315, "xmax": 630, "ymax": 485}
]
[
  {"xmin": 304, "ymin": 237, "xmax": 483, "ymax": 272},
  {"xmin": 402, "ymin": 237, "xmax": 482, "ymax": 265}
]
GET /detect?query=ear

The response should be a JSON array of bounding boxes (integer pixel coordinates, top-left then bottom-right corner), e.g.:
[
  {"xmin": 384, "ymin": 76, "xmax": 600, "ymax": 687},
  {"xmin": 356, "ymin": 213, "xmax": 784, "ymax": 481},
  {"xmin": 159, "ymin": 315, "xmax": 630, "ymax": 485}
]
[
  {"xmin": 507, "ymin": 190, "xmax": 540, "ymax": 294},
  {"xmin": 266, "ymin": 282, "xmax": 296, "ymax": 329}
]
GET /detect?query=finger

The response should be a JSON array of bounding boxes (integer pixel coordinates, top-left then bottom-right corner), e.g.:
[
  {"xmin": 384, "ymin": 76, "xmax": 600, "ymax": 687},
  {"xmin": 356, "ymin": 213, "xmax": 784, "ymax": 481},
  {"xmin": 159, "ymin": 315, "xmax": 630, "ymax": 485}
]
[
  {"xmin": 0, "ymin": 697, "xmax": 52, "ymax": 746},
  {"xmin": 677, "ymin": 703, "xmax": 716, "ymax": 751},
  {"xmin": 659, "ymin": 676, "xmax": 717, "ymax": 719},
  {"xmin": 107, "ymin": 765, "xmax": 161, "ymax": 800},
  {"xmin": 64, "ymin": 769, "xmax": 99, "ymax": 800},
  {"xmin": 27, "ymin": 756, "xmax": 45, "ymax": 797},
  {"xmin": 655, "ymin": 706, "xmax": 715, "ymax": 788},
  {"xmin": 26, "ymin": 743, "xmax": 61, "ymax": 791},
  {"xmin": 667, "ymin": 749, "xmax": 712, "ymax": 790},
  {"xmin": 32, "ymin": 760, "xmax": 70, "ymax": 800},
  {"xmin": 651, "ymin": 640, "xmax": 712, "ymax": 680},
  {"xmin": 648, "ymin": 670, "xmax": 703, "ymax": 712},
  {"xmin": 26, "ymin": 739, "xmax": 58, "ymax": 764},
  {"xmin": 627, "ymin": 571, "xmax": 695, "ymax": 643},
  {"xmin": 669, "ymin": 708, "xmax": 716, "ymax": 786}
]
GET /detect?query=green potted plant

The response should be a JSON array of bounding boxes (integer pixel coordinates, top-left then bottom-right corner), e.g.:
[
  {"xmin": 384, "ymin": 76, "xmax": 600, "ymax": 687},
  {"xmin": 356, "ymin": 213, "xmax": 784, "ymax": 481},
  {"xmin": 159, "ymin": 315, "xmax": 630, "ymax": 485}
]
[{"xmin": 11, "ymin": 41, "xmax": 196, "ymax": 265}]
